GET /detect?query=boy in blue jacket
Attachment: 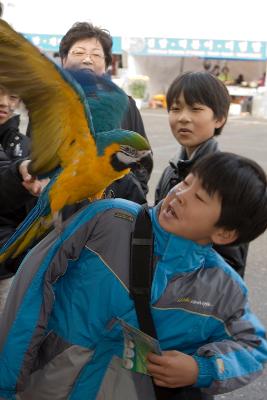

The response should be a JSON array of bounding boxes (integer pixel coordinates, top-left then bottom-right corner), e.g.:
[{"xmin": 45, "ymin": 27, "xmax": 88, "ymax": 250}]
[{"xmin": 0, "ymin": 152, "xmax": 266, "ymax": 400}]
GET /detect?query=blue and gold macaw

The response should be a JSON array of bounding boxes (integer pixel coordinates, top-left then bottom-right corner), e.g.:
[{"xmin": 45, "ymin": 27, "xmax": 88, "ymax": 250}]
[{"xmin": 0, "ymin": 19, "xmax": 151, "ymax": 262}]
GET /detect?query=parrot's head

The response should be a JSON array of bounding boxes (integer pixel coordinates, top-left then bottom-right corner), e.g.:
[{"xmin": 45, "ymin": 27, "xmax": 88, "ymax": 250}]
[{"xmin": 96, "ymin": 129, "xmax": 151, "ymax": 171}]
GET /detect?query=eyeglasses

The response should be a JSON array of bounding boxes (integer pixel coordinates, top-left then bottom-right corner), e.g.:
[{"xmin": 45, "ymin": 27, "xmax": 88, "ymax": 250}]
[{"xmin": 70, "ymin": 48, "xmax": 105, "ymax": 63}]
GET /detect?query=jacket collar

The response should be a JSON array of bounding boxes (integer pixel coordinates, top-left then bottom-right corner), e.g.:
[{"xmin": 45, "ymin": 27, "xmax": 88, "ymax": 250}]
[
  {"xmin": 179, "ymin": 137, "xmax": 219, "ymax": 163},
  {"xmin": 169, "ymin": 138, "xmax": 219, "ymax": 183},
  {"xmin": 150, "ymin": 204, "xmax": 212, "ymax": 276},
  {"xmin": 0, "ymin": 114, "xmax": 20, "ymax": 139},
  {"xmin": 149, "ymin": 204, "xmax": 213, "ymax": 302}
]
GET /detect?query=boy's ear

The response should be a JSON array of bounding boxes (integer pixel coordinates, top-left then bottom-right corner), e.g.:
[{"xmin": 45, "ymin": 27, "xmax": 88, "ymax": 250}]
[
  {"xmin": 211, "ymin": 227, "xmax": 238, "ymax": 245},
  {"xmin": 215, "ymin": 116, "xmax": 226, "ymax": 129}
]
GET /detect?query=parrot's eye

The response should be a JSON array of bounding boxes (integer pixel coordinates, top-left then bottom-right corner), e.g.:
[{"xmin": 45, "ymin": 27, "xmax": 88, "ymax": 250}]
[{"xmin": 121, "ymin": 145, "xmax": 138, "ymax": 157}]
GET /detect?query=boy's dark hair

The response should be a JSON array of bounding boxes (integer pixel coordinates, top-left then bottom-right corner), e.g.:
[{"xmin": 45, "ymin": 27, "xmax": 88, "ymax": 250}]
[
  {"xmin": 191, "ymin": 152, "xmax": 267, "ymax": 245},
  {"xmin": 59, "ymin": 22, "xmax": 113, "ymax": 68},
  {"xmin": 166, "ymin": 71, "xmax": 230, "ymax": 135}
]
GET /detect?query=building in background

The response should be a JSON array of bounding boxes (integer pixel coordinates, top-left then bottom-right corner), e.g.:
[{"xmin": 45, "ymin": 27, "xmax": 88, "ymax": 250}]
[{"xmin": 2, "ymin": 0, "xmax": 267, "ymax": 116}]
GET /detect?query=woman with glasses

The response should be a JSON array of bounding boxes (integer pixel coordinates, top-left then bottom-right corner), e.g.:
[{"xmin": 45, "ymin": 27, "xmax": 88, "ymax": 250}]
[{"xmin": 59, "ymin": 22, "xmax": 153, "ymax": 200}]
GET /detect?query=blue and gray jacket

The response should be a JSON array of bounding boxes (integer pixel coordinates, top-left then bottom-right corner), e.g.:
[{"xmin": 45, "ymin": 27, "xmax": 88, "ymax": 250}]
[{"xmin": 0, "ymin": 198, "xmax": 266, "ymax": 399}]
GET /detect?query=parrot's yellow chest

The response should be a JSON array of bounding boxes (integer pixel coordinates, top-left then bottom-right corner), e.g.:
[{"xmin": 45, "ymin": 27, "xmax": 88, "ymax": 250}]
[{"xmin": 50, "ymin": 143, "xmax": 129, "ymax": 213}]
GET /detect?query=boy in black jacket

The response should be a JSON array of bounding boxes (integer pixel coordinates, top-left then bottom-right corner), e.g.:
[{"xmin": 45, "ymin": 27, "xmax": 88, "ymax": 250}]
[
  {"xmin": 0, "ymin": 85, "xmax": 30, "ymax": 161},
  {"xmin": 0, "ymin": 86, "xmax": 31, "ymax": 307},
  {"xmin": 0, "ymin": 86, "xmax": 31, "ymax": 261},
  {"xmin": 155, "ymin": 73, "xmax": 248, "ymax": 277}
]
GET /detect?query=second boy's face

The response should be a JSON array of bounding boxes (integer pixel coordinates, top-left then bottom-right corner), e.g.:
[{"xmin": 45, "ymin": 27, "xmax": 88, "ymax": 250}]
[
  {"xmin": 169, "ymin": 93, "xmax": 225, "ymax": 157},
  {"xmin": 159, "ymin": 174, "xmax": 222, "ymax": 245}
]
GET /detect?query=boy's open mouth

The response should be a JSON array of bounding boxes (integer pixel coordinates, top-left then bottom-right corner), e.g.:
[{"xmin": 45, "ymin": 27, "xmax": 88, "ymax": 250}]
[{"xmin": 166, "ymin": 204, "xmax": 178, "ymax": 219}]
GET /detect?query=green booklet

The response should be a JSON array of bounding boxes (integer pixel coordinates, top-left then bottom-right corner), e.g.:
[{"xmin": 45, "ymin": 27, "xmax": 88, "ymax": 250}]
[{"xmin": 117, "ymin": 318, "xmax": 162, "ymax": 375}]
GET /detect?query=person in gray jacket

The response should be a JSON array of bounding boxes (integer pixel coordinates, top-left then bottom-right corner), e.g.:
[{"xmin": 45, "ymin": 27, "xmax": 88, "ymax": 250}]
[
  {"xmin": 0, "ymin": 152, "xmax": 266, "ymax": 400},
  {"xmin": 155, "ymin": 71, "xmax": 248, "ymax": 278}
]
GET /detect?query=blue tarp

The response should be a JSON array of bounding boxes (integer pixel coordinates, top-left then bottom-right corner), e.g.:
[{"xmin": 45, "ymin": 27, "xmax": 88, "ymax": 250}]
[
  {"xmin": 22, "ymin": 33, "xmax": 122, "ymax": 54},
  {"xmin": 21, "ymin": 33, "xmax": 266, "ymax": 60},
  {"xmin": 127, "ymin": 37, "xmax": 267, "ymax": 61}
]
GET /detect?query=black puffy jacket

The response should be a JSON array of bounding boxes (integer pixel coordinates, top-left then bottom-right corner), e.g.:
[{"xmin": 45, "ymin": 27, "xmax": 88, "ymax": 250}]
[{"xmin": 0, "ymin": 115, "xmax": 30, "ymax": 160}]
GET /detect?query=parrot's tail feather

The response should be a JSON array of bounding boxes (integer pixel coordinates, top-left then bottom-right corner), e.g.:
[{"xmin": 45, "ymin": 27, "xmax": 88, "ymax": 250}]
[{"xmin": 0, "ymin": 215, "xmax": 53, "ymax": 262}]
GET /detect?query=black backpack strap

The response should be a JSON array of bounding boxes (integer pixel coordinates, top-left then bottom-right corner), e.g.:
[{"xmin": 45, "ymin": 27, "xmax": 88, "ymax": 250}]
[
  {"xmin": 130, "ymin": 205, "xmax": 171, "ymax": 399},
  {"xmin": 130, "ymin": 204, "xmax": 156, "ymax": 338},
  {"xmin": 129, "ymin": 205, "xmax": 201, "ymax": 400}
]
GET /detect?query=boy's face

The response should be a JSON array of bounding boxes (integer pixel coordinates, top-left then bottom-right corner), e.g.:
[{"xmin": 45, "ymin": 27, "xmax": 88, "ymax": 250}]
[
  {"xmin": 9, "ymin": 94, "xmax": 20, "ymax": 111},
  {"xmin": 168, "ymin": 93, "xmax": 225, "ymax": 157},
  {"xmin": 159, "ymin": 174, "xmax": 222, "ymax": 245},
  {"xmin": 0, "ymin": 92, "xmax": 13, "ymax": 125}
]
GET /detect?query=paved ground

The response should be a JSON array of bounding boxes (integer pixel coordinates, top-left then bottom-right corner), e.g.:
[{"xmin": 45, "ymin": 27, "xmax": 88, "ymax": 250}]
[{"xmin": 141, "ymin": 109, "xmax": 267, "ymax": 400}]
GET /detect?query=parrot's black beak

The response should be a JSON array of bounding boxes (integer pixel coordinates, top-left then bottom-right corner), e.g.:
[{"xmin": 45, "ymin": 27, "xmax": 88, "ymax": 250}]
[{"xmin": 111, "ymin": 147, "xmax": 151, "ymax": 171}]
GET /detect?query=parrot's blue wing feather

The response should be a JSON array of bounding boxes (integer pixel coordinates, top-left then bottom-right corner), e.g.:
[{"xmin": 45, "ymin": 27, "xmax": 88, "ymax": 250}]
[
  {"xmin": 66, "ymin": 69, "xmax": 129, "ymax": 133},
  {"xmin": 59, "ymin": 68, "xmax": 96, "ymax": 139},
  {"xmin": 0, "ymin": 175, "xmax": 58, "ymax": 261}
]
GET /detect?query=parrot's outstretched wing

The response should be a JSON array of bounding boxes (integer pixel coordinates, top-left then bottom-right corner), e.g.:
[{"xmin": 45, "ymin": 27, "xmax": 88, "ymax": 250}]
[
  {"xmin": 0, "ymin": 18, "xmax": 96, "ymax": 176},
  {"xmin": 0, "ymin": 20, "xmax": 150, "ymax": 264}
]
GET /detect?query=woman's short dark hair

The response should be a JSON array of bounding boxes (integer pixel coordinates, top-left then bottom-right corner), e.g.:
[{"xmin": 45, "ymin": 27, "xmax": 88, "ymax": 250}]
[
  {"xmin": 166, "ymin": 72, "xmax": 230, "ymax": 135},
  {"xmin": 191, "ymin": 152, "xmax": 267, "ymax": 245},
  {"xmin": 59, "ymin": 22, "xmax": 113, "ymax": 68}
]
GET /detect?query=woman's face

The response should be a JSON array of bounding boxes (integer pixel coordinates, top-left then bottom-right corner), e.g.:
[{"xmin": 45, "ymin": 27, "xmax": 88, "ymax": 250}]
[{"xmin": 62, "ymin": 38, "xmax": 106, "ymax": 76}]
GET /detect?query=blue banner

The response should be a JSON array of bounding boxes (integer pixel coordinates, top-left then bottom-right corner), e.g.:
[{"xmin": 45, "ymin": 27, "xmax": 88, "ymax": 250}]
[
  {"xmin": 127, "ymin": 37, "xmax": 267, "ymax": 60},
  {"xmin": 22, "ymin": 33, "xmax": 122, "ymax": 54}
]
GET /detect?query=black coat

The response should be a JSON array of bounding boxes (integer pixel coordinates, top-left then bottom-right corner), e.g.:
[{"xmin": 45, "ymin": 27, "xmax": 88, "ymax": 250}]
[
  {"xmin": 155, "ymin": 138, "xmax": 248, "ymax": 278},
  {"xmin": 0, "ymin": 117, "xmax": 36, "ymax": 276},
  {"xmin": 121, "ymin": 96, "xmax": 153, "ymax": 195},
  {"xmin": 0, "ymin": 115, "xmax": 30, "ymax": 160},
  {"xmin": 0, "ymin": 115, "xmax": 32, "ymax": 219}
]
